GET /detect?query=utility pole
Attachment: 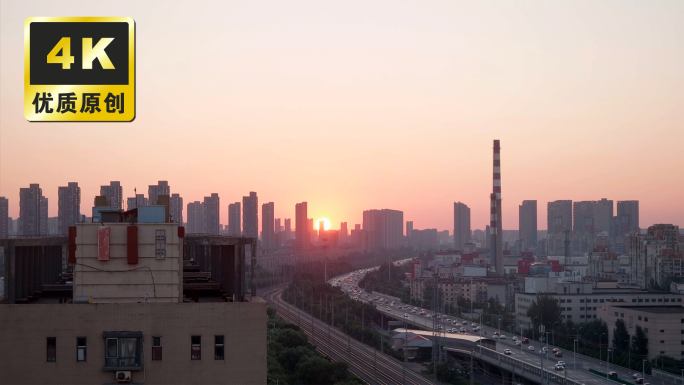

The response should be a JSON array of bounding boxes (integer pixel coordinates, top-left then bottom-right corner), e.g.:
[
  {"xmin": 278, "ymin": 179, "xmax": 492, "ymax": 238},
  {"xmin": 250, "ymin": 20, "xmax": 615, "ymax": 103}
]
[
  {"xmin": 311, "ymin": 290, "xmax": 314, "ymax": 340},
  {"xmin": 381, "ymin": 315, "xmax": 384, "ymax": 354},
  {"xmin": 346, "ymin": 305, "xmax": 350, "ymax": 353},
  {"xmin": 403, "ymin": 320, "xmax": 407, "ymax": 385}
]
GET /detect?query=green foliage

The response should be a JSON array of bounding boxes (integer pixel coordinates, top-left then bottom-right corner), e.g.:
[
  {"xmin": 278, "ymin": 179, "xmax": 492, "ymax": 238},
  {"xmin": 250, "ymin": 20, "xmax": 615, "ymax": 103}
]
[
  {"xmin": 612, "ymin": 318, "xmax": 630, "ymax": 353},
  {"xmin": 267, "ymin": 307, "xmax": 363, "ymax": 385},
  {"xmin": 632, "ymin": 325, "xmax": 648, "ymax": 357},
  {"xmin": 526, "ymin": 294, "xmax": 562, "ymax": 333}
]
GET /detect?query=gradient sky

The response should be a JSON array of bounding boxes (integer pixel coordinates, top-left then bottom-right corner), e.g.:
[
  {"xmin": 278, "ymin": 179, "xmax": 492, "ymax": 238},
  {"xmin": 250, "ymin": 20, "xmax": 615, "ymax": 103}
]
[{"xmin": 1, "ymin": 0, "xmax": 683, "ymax": 232}]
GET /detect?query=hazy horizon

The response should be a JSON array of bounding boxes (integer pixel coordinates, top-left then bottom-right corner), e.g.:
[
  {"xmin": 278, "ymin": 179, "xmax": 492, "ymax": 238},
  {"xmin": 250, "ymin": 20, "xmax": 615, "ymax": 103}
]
[{"xmin": 1, "ymin": 0, "xmax": 683, "ymax": 231}]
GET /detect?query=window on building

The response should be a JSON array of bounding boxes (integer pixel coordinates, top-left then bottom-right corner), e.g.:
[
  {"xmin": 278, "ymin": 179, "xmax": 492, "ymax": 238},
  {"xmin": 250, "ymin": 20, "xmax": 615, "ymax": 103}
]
[
  {"xmin": 615, "ymin": 312, "xmax": 618, "ymax": 316},
  {"xmin": 661, "ymin": 330, "xmax": 665, "ymax": 333},
  {"xmin": 660, "ymin": 351, "xmax": 665, "ymax": 354},
  {"xmin": 632, "ymin": 299, "xmax": 637, "ymax": 302},
  {"xmin": 666, "ymin": 299, "xmax": 671, "ymax": 302},
  {"xmin": 593, "ymin": 299, "xmax": 598, "ymax": 303},
  {"xmin": 658, "ymin": 299, "xmax": 663, "ymax": 302},
  {"xmin": 580, "ymin": 299, "xmax": 585, "ymax": 303},
  {"xmin": 152, "ymin": 337, "xmax": 162, "ymax": 361},
  {"xmin": 593, "ymin": 315, "xmax": 597, "ymax": 318},
  {"xmin": 47, "ymin": 337, "xmax": 56, "ymax": 362},
  {"xmin": 638, "ymin": 316, "xmax": 642, "ymax": 321},
  {"xmin": 561, "ymin": 299, "xmax": 566, "ymax": 303},
  {"xmin": 621, "ymin": 313, "xmax": 624, "ymax": 317},
  {"xmin": 645, "ymin": 328, "xmax": 648, "ymax": 333},
  {"xmin": 104, "ymin": 333, "xmax": 142, "ymax": 370},
  {"xmin": 645, "ymin": 317, "xmax": 649, "ymax": 322},
  {"xmin": 77, "ymin": 337, "xmax": 87, "ymax": 362},
  {"xmin": 191, "ymin": 336, "xmax": 201, "ymax": 360},
  {"xmin": 567, "ymin": 315, "xmax": 572, "ymax": 319},
  {"xmin": 638, "ymin": 299, "xmax": 643, "ymax": 302},
  {"xmin": 678, "ymin": 298, "xmax": 682, "ymax": 303},
  {"xmin": 645, "ymin": 299, "xmax": 650, "ymax": 302},
  {"xmin": 580, "ymin": 315, "xmax": 585, "ymax": 318},
  {"xmin": 661, "ymin": 340, "xmax": 665, "ymax": 343},
  {"xmin": 155, "ymin": 230, "xmax": 166, "ymax": 260},
  {"xmin": 215, "ymin": 336, "xmax": 224, "ymax": 360},
  {"xmin": 567, "ymin": 300, "xmax": 572, "ymax": 303}
]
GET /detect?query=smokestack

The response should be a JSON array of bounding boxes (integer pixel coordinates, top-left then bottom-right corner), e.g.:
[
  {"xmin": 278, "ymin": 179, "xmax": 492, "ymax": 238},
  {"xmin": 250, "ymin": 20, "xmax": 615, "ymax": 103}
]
[
  {"xmin": 489, "ymin": 193, "xmax": 497, "ymax": 270},
  {"xmin": 493, "ymin": 140, "xmax": 504, "ymax": 274}
]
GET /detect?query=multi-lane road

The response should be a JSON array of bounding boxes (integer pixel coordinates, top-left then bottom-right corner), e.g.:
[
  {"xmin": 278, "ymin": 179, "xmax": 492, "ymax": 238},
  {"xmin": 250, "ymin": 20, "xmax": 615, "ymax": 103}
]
[
  {"xmin": 262, "ymin": 286, "xmax": 434, "ymax": 385},
  {"xmin": 331, "ymin": 265, "xmax": 673, "ymax": 385}
]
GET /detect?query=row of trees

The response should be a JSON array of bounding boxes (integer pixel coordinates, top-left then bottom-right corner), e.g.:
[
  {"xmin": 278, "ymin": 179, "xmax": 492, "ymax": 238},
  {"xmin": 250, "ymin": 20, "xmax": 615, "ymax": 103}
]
[
  {"xmin": 282, "ymin": 266, "xmax": 404, "ymax": 361},
  {"xmin": 267, "ymin": 307, "xmax": 364, "ymax": 385},
  {"xmin": 521, "ymin": 294, "xmax": 684, "ymax": 375}
]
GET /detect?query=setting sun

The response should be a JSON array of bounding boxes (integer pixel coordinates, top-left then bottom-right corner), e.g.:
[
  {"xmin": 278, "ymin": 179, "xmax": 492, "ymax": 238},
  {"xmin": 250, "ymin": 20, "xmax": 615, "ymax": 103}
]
[{"xmin": 314, "ymin": 218, "xmax": 331, "ymax": 231}]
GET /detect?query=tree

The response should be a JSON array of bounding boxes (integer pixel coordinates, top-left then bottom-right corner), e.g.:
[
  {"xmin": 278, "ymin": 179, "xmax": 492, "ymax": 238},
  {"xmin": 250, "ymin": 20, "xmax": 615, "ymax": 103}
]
[
  {"xmin": 632, "ymin": 325, "xmax": 648, "ymax": 357},
  {"xmin": 275, "ymin": 329, "xmax": 309, "ymax": 349},
  {"xmin": 278, "ymin": 345, "xmax": 316, "ymax": 372},
  {"xmin": 296, "ymin": 357, "xmax": 350, "ymax": 385},
  {"xmin": 612, "ymin": 318, "xmax": 630, "ymax": 353},
  {"xmin": 526, "ymin": 294, "xmax": 562, "ymax": 334}
]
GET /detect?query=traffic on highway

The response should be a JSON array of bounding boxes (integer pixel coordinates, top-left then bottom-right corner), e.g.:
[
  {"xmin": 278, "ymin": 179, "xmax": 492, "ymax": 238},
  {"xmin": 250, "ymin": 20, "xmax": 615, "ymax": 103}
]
[{"xmin": 330, "ymin": 263, "xmax": 672, "ymax": 385}]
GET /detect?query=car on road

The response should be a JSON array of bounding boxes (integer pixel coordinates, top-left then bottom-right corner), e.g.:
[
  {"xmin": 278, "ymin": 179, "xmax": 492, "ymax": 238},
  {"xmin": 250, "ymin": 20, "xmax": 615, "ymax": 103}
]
[
  {"xmin": 493, "ymin": 331, "xmax": 499, "ymax": 336},
  {"xmin": 554, "ymin": 364, "xmax": 564, "ymax": 371},
  {"xmin": 609, "ymin": 371, "xmax": 618, "ymax": 378},
  {"xmin": 557, "ymin": 361, "xmax": 566, "ymax": 367},
  {"xmin": 471, "ymin": 323, "xmax": 476, "ymax": 327},
  {"xmin": 635, "ymin": 378, "xmax": 645, "ymax": 384},
  {"xmin": 522, "ymin": 338, "xmax": 529, "ymax": 344},
  {"xmin": 426, "ymin": 314, "xmax": 432, "ymax": 318},
  {"xmin": 633, "ymin": 374, "xmax": 642, "ymax": 379},
  {"xmin": 512, "ymin": 336, "xmax": 518, "ymax": 341},
  {"xmin": 460, "ymin": 327, "xmax": 466, "ymax": 332},
  {"xmin": 504, "ymin": 349, "xmax": 512, "ymax": 355},
  {"xmin": 463, "ymin": 321, "xmax": 468, "ymax": 325},
  {"xmin": 447, "ymin": 328, "xmax": 453, "ymax": 333},
  {"xmin": 515, "ymin": 341, "xmax": 521, "ymax": 346},
  {"xmin": 528, "ymin": 346, "xmax": 535, "ymax": 351},
  {"xmin": 404, "ymin": 313, "xmax": 409, "ymax": 318},
  {"xmin": 541, "ymin": 347, "xmax": 548, "ymax": 354},
  {"xmin": 555, "ymin": 351, "xmax": 563, "ymax": 357},
  {"xmin": 500, "ymin": 335, "xmax": 507, "ymax": 339}
]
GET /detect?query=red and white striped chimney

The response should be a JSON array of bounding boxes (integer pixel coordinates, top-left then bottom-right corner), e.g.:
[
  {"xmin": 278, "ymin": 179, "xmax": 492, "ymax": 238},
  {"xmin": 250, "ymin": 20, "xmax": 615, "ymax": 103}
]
[
  {"xmin": 493, "ymin": 140, "xmax": 504, "ymax": 274},
  {"xmin": 493, "ymin": 140, "xmax": 501, "ymax": 199}
]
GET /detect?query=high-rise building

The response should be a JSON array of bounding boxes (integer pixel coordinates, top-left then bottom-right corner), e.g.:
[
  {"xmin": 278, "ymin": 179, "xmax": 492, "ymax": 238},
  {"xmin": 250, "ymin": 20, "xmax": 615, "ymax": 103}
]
[
  {"xmin": 284, "ymin": 218, "xmax": 292, "ymax": 241},
  {"xmin": 242, "ymin": 192, "xmax": 258, "ymax": 239},
  {"xmin": 127, "ymin": 194, "xmax": 148, "ymax": 210},
  {"xmin": 100, "ymin": 181, "xmax": 123, "ymax": 210},
  {"xmin": 547, "ymin": 200, "xmax": 572, "ymax": 235},
  {"xmin": 39, "ymin": 197, "xmax": 48, "ymax": 235},
  {"xmin": 453, "ymin": 202, "xmax": 471, "ymax": 250},
  {"xmin": 58, "ymin": 182, "xmax": 81, "ymax": 235},
  {"xmin": 340, "ymin": 222, "xmax": 348, "ymax": 244},
  {"xmin": 406, "ymin": 221, "xmax": 413, "ymax": 239},
  {"xmin": 573, "ymin": 199, "xmax": 613, "ymax": 234},
  {"xmin": 261, "ymin": 202, "xmax": 275, "ymax": 250},
  {"xmin": 0, "ymin": 197, "xmax": 8, "ymax": 239},
  {"xmin": 295, "ymin": 202, "xmax": 308, "ymax": 250},
  {"xmin": 148, "ymin": 181, "xmax": 170, "ymax": 206},
  {"xmin": 170, "ymin": 193, "xmax": 183, "ymax": 224},
  {"xmin": 617, "ymin": 200, "xmax": 639, "ymax": 236},
  {"xmin": 186, "ymin": 201, "xmax": 204, "ymax": 234},
  {"xmin": 19, "ymin": 184, "xmax": 44, "ymax": 236},
  {"xmin": 629, "ymin": 224, "xmax": 681, "ymax": 289},
  {"xmin": 362, "ymin": 209, "xmax": 404, "ymax": 249},
  {"xmin": 518, "ymin": 200, "xmax": 537, "ymax": 252},
  {"xmin": 203, "ymin": 193, "xmax": 220, "ymax": 235},
  {"xmin": 228, "ymin": 202, "xmax": 241, "ymax": 236}
]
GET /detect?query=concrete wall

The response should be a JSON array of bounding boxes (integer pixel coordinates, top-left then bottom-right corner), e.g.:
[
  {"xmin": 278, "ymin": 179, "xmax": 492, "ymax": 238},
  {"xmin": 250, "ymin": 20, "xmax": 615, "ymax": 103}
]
[
  {"xmin": 0, "ymin": 300, "xmax": 267, "ymax": 385},
  {"xmin": 74, "ymin": 223, "xmax": 183, "ymax": 303}
]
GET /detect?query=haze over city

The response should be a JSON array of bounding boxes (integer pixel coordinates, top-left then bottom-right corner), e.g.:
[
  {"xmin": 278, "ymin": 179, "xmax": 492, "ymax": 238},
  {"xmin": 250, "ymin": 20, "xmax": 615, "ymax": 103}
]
[{"xmin": 1, "ymin": 0, "xmax": 683, "ymax": 230}]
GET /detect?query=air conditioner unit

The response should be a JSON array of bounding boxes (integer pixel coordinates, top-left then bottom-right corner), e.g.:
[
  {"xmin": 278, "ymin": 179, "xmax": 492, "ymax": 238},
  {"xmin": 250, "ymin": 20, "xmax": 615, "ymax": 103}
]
[{"xmin": 115, "ymin": 371, "xmax": 131, "ymax": 382}]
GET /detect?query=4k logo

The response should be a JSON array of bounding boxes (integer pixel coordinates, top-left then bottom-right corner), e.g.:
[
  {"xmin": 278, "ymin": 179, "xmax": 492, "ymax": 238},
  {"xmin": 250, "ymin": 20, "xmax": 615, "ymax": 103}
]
[{"xmin": 24, "ymin": 17, "xmax": 135, "ymax": 122}]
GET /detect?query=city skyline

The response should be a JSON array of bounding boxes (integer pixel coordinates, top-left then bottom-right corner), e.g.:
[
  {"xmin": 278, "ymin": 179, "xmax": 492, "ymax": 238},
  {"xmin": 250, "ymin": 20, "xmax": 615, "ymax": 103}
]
[{"xmin": 1, "ymin": 0, "xmax": 683, "ymax": 231}]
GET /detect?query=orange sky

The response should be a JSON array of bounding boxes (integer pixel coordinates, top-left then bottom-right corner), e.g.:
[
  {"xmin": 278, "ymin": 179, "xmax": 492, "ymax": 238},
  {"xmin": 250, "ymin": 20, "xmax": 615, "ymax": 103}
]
[{"xmin": 1, "ymin": 0, "xmax": 683, "ymax": 232}]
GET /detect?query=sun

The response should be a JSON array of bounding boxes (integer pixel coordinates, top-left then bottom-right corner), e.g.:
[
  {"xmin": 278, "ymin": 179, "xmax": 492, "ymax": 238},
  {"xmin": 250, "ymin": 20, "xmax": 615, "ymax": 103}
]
[{"xmin": 314, "ymin": 218, "xmax": 331, "ymax": 231}]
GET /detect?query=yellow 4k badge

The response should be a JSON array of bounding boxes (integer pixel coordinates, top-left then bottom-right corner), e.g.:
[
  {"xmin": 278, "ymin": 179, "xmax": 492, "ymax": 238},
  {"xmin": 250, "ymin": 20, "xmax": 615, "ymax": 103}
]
[{"xmin": 24, "ymin": 17, "xmax": 135, "ymax": 122}]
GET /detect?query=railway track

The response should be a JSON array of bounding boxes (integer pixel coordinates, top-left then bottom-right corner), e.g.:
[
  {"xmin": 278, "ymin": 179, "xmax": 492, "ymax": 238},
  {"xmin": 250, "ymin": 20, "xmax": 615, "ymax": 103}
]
[{"xmin": 264, "ymin": 288, "xmax": 434, "ymax": 385}]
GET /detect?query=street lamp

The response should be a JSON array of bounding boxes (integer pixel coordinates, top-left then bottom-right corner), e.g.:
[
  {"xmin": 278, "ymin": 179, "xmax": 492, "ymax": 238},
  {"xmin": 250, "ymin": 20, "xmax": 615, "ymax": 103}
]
[
  {"xmin": 642, "ymin": 359, "xmax": 647, "ymax": 382},
  {"xmin": 606, "ymin": 349, "xmax": 611, "ymax": 385},
  {"xmin": 595, "ymin": 332, "xmax": 606, "ymax": 362}
]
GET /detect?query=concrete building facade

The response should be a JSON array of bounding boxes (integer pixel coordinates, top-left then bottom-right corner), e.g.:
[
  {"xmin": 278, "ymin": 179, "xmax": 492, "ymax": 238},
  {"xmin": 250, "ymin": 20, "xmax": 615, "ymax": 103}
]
[
  {"xmin": 19, "ymin": 184, "xmax": 45, "ymax": 236},
  {"xmin": 242, "ymin": 192, "xmax": 258, "ymax": 239},
  {"xmin": 547, "ymin": 200, "xmax": 572, "ymax": 235},
  {"xmin": 203, "ymin": 194, "xmax": 220, "ymax": 236},
  {"xmin": 228, "ymin": 202, "xmax": 241, "ymax": 236},
  {"xmin": 362, "ymin": 209, "xmax": 403, "ymax": 250},
  {"xmin": 58, "ymin": 182, "xmax": 81, "ymax": 235},
  {"xmin": 0, "ymin": 196, "xmax": 8, "ymax": 239},
  {"xmin": 519, "ymin": 200, "xmax": 537, "ymax": 252},
  {"xmin": 169, "ymin": 193, "xmax": 183, "ymax": 225},
  {"xmin": 453, "ymin": 202, "xmax": 471, "ymax": 251},
  {"xmin": 148, "ymin": 181, "xmax": 170, "ymax": 206},
  {"xmin": 186, "ymin": 201, "xmax": 204, "ymax": 234},
  {"xmin": 295, "ymin": 202, "xmax": 308, "ymax": 250},
  {"xmin": 261, "ymin": 202, "xmax": 275, "ymax": 250},
  {"xmin": 100, "ymin": 181, "xmax": 123, "ymax": 210}
]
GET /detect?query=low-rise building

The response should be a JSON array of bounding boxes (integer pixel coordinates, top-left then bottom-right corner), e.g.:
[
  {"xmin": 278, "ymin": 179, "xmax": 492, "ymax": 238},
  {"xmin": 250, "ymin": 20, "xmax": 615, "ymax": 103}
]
[
  {"xmin": 1, "ymin": 210, "xmax": 265, "ymax": 385},
  {"xmin": 515, "ymin": 280, "xmax": 684, "ymax": 332},
  {"xmin": 602, "ymin": 302, "xmax": 684, "ymax": 360}
]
